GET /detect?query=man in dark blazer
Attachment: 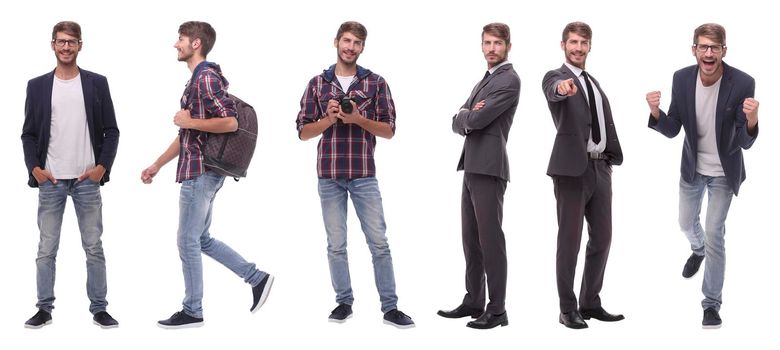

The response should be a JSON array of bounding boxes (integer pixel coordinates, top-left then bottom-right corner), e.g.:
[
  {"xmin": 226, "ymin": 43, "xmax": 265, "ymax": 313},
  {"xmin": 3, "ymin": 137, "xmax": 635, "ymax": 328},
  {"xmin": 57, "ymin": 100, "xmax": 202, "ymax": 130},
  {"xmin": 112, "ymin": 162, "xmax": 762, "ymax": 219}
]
[
  {"xmin": 542, "ymin": 22, "xmax": 624, "ymax": 329},
  {"xmin": 646, "ymin": 23, "xmax": 758, "ymax": 329},
  {"xmin": 438, "ymin": 23, "xmax": 520, "ymax": 330},
  {"xmin": 21, "ymin": 21, "xmax": 119, "ymax": 329}
]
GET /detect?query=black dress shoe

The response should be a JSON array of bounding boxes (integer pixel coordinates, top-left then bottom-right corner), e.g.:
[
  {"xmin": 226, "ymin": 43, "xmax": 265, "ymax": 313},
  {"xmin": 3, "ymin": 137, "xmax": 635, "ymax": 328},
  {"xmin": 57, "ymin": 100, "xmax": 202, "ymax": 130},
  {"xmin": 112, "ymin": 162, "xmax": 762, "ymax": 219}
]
[
  {"xmin": 559, "ymin": 311, "xmax": 588, "ymax": 329},
  {"xmin": 437, "ymin": 304, "xmax": 483, "ymax": 319},
  {"xmin": 466, "ymin": 311, "xmax": 508, "ymax": 329},
  {"xmin": 579, "ymin": 307, "xmax": 624, "ymax": 322}
]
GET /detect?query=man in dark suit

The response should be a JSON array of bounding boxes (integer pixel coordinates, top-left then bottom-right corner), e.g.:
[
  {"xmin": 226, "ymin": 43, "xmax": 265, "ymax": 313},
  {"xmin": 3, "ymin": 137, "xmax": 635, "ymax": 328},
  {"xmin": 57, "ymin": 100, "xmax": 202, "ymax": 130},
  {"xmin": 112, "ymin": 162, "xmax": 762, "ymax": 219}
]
[
  {"xmin": 646, "ymin": 23, "xmax": 759, "ymax": 329},
  {"xmin": 438, "ymin": 23, "xmax": 520, "ymax": 330},
  {"xmin": 21, "ymin": 21, "xmax": 120, "ymax": 329},
  {"xmin": 542, "ymin": 21, "xmax": 624, "ymax": 329}
]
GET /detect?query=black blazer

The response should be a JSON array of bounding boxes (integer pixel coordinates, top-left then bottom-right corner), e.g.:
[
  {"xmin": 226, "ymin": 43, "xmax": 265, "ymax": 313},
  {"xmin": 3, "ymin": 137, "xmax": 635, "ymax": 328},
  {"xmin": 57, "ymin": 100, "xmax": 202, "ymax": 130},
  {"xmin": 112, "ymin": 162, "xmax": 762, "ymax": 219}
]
[
  {"xmin": 21, "ymin": 68, "xmax": 120, "ymax": 187},
  {"xmin": 452, "ymin": 63, "xmax": 521, "ymax": 182},
  {"xmin": 648, "ymin": 62, "xmax": 757, "ymax": 195},
  {"xmin": 542, "ymin": 64, "xmax": 623, "ymax": 177}
]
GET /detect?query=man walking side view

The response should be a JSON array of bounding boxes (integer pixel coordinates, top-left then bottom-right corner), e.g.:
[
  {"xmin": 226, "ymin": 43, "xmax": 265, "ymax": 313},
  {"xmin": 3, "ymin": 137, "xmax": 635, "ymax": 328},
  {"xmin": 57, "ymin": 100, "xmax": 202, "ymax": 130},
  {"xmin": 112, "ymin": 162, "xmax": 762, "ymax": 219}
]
[{"xmin": 141, "ymin": 21, "xmax": 273, "ymax": 329}]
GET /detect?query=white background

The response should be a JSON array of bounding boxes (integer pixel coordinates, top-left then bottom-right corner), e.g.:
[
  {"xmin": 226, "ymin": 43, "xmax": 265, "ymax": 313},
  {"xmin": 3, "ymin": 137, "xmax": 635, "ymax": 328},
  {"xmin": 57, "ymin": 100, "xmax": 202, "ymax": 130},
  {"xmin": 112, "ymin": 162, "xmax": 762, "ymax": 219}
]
[{"xmin": 1, "ymin": 0, "xmax": 776, "ymax": 349}]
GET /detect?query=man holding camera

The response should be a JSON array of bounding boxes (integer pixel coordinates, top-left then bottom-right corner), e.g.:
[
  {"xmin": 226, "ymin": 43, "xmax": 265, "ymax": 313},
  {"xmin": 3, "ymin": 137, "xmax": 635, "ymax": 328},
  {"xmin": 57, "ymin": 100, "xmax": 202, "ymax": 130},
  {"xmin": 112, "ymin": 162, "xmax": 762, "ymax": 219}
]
[
  {"xmin": 296, "ymin": 21, "xmax": 414, "ymax": 329},
  {"xmin": 438, "ymin": 23, "xmax": 519, "ymax": 330}
]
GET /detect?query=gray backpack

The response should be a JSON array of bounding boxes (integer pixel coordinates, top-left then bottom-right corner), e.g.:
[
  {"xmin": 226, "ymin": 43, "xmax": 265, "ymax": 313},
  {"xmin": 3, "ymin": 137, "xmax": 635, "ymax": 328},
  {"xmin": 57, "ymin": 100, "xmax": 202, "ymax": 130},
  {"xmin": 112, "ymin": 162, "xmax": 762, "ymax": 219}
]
[
  {"xmin": 187, "ymin": 62, "xmax": 257, "ymax": 179},
  {"xmin": 202, "ymin": 94, "xmax": 257, "ymax": 179}
]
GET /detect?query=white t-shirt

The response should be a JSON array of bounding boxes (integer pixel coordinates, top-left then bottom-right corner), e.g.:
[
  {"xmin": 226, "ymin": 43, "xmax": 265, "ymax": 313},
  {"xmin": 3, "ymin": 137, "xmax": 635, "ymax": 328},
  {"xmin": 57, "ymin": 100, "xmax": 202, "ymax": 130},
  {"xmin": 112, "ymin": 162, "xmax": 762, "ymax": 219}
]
[
  {"xmin": 336, "ymin": 75, "xmax": 355, "ymax": 92},
  {"xmin": 694, "ymin": 73, "xmax": 724, "ymax": 176},
  {"xmin": 46, "ymin": 74, "xmax": 95, "ymax": 179}
]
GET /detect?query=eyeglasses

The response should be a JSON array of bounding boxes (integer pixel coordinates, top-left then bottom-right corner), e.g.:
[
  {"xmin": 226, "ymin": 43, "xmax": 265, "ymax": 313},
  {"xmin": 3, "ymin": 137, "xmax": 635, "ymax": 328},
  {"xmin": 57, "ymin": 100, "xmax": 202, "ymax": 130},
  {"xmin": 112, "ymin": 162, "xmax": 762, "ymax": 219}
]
[
  {"xmin": 694, "ymin": 44, "xmax": 725, "ymax": 53},
  {"xmin": 52, "ymin": 39, "xmax": 81, "ymax": 48}
]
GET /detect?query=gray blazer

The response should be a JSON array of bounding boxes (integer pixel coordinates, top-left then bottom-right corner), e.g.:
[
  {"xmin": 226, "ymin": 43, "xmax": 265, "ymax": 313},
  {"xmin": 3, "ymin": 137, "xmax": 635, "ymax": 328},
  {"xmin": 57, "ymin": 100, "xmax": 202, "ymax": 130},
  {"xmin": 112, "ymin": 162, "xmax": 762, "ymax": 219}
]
[
  {"xmin": 542, "ymin": 64, "xmax": 623, "ymax": 177},
  {"xmin": 453, "ymin": 63, "xmax": 520, "ymax": 182},
  {"xmin": 648, "ymin": 62, "xmax": 758, "ymax": 195}
]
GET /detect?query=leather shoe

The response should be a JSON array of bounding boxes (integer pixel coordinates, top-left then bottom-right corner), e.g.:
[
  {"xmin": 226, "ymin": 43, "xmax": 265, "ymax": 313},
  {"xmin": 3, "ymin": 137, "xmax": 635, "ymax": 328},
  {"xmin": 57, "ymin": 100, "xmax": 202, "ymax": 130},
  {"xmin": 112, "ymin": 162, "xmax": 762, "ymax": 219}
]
[
  {"xmin": 559, "ymin": 311, "xmax": 588, "ymax": 329},
  {"xmin": 437, "ymin": 304, "xmax": 483, "ymax": 319},
  {"xmin": 579, "ymin": 307, "xmax": 624, "ymax": 322},
  {"xmin": 466, "ymin": 311, "xmax": 508, "ymax": 329}
]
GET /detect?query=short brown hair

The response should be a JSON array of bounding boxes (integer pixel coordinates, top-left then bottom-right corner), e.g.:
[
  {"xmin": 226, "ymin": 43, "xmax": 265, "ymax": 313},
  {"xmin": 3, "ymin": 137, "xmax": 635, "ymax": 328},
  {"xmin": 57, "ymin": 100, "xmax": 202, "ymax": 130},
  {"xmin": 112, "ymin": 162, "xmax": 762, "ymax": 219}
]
[
  {"xmin": 52, "ymin": 21, "xmax": 81, "ymax": 41},
  {"xmin": 693, "ymin": 23, "xmax": 726, "ymax": 46},
  {"xmin": 562, "ymin": 21, "xmax": 592, "ymax": 42},
  {"xmin": 336, "ymin": 21, "xmax": 367, "ymax": 41},
  {"xmin": 482, "ymin": 23, "xmax": 511, "ymax": 45},
  {"xmin": 178, "ymin": 21, "xmax": 217, "ymax": 57}
]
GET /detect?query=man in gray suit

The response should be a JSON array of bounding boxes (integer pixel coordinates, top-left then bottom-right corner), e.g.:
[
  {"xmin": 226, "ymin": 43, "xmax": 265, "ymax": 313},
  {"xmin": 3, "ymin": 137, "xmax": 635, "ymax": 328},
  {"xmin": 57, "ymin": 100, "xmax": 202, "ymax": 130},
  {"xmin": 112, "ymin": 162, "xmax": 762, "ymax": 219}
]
[
  {"xmin": 646, "ymin": 23, "xmax": 759, "ymax": 329},
  {"xmin": 438, "ymin": 23, "xmax": 520, "ymax": 330},
  {"xmin": 542, "ymin": 22, "xmax": 624, "ymax": 329}
]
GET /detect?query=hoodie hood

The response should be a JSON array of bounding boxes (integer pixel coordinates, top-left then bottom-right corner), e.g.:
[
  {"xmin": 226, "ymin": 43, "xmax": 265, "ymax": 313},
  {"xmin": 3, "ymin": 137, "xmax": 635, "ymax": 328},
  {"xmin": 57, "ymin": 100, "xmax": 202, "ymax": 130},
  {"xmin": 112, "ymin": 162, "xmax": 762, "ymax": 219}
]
[{"xmin": 191, "ymin": 60, "xmax": 229, "ymax": 87}]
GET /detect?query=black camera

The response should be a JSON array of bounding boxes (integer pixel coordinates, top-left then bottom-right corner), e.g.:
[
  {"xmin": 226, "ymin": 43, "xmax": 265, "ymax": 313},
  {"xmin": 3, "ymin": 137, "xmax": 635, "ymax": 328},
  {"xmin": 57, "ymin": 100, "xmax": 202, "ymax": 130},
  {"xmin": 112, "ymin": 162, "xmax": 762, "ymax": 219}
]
[{"xmin": 339, "ymin": 96, "xmax": 354, "ymax": 114}]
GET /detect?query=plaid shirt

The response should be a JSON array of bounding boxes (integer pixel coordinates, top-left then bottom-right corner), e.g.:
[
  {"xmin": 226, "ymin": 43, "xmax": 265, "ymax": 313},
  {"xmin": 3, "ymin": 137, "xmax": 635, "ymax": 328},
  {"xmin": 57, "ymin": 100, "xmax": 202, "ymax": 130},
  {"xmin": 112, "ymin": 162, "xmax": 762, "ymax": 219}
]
[
  {"xmin": 176, "ymin": 62, "xmax": 236, "ymax": 182},
  {"xmin": 296, "ymin": 64, "xmax": 396, "ymax": 179}
]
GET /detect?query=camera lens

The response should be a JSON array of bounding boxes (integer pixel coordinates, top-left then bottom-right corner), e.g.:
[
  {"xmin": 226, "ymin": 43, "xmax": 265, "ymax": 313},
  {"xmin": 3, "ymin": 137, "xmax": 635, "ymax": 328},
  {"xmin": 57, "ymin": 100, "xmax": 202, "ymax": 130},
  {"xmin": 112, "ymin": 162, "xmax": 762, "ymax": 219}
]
[{"xmin": 340, "ymin": 98, "xmax": 353, "ymax": 113}]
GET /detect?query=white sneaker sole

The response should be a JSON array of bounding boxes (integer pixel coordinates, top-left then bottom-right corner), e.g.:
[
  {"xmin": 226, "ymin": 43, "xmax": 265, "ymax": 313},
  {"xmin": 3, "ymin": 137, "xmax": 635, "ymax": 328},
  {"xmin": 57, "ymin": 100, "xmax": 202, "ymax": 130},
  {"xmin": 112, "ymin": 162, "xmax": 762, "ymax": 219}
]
[
  {"xmin": 157, "ymin": 321, "xmax": 204, "ymax": 329},
  {"xmin": 383, "ymin": 320, "xmax": 416, "ymax": 329},
  {"xmin": 24, "ymin": 320, "xmax": 52, "ymax": 329},
  {"xmin": 702, "ymin": 324, "xmax": 722, "ymax": 329},
  {"xmin": 93, "ymin": 320, "xmax": 119, "ymax": 329},
  {"xmin": 251, "ymin": 275, "xmax": 275, "ymax": 313},
  {"xmin": 328, "ymin": 314, "xmax": 353, "ymax": 323}
]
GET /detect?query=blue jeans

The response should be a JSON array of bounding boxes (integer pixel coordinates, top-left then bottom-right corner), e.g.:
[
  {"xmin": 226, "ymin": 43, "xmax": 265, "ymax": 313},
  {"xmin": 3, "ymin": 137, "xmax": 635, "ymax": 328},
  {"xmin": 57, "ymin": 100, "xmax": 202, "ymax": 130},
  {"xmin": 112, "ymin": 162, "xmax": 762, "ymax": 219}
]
[
  {"xmin": 36, "ymin": 179, "xmax": 107, "ymax": 314},
  {"xmin": 679, "ymin": 173, "xmax": 733, "ymax": 311},
  {"xmin": 178, "ymin": 171, "xmax": 266, "ymax": 318},
  {"xmin": 318, "ymin": 177, "xmax": 398, "ymax": 313}
]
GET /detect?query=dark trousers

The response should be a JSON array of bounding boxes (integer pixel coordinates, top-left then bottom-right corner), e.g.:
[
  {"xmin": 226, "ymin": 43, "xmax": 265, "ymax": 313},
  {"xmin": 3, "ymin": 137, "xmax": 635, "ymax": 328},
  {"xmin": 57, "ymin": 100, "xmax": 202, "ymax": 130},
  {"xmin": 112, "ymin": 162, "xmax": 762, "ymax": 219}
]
[
  {"xmin": 553, "ymin": 159, "xmax": 612, "ymax": 313},
  {"xmin": 461, "ymin": 172, "xmax": 507, "ymax": 314}
]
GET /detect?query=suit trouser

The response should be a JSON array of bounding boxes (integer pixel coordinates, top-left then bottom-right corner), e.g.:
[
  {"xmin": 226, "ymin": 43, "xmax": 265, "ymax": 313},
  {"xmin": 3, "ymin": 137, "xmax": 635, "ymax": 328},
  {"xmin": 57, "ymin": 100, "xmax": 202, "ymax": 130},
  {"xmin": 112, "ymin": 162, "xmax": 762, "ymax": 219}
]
[
  {"xmin": 461, "ymin": 172, "xmax": 507, "ymax": 314},
  {"xmin": 553, "ymin": 159, "xmax": 612, "ymax": 313}
]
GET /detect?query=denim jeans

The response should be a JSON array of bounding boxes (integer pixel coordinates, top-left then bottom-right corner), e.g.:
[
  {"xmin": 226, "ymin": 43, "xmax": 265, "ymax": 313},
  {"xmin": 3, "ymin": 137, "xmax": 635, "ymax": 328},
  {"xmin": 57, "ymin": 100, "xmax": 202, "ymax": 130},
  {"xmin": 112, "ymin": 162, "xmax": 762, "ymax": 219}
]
[
  {"xmin": 679, "ymin": 173, "xmax": 733, "ymax": 311},
  {"xmin": 318, "ymin": 177, "xmax": 398, "ymax": 313},
  {"xmin": 178, "ymin": 171, "xmax": 266, "ymax": 318},
  {"xmin": 36, "ymin": 178, "xmax": 107, "ymax": 314}
]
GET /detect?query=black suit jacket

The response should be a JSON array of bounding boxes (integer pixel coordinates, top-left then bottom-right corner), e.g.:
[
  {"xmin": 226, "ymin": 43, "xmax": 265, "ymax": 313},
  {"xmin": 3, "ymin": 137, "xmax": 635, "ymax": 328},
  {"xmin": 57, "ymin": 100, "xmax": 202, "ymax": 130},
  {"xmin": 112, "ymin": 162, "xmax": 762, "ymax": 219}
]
[
  {"xmin": 542, "ymin": 64, "xmax": 623, "ymax": 176},
  {"xmin": 21, "ymin": 68, "xmax": 120, "ymax": 187},
  {"xmin": 452, "ymin": 63, "xmax": 520, "ymax": 182},
  {"xmin": 648, "ymin": 62, "xmax": 757, "ymax": 195}
]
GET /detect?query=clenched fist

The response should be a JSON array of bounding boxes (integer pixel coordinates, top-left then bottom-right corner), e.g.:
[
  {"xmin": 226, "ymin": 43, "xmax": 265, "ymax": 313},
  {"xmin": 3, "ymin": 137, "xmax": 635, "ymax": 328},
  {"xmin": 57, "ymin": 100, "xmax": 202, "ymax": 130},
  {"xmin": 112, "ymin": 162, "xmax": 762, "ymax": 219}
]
[
  {"xmin": 743, "ymin": 97, "xmax": 759, "ymax": 129},
  {"xmin": 646, "ymin": 91, "xmax": 661, "ymax": 119}
]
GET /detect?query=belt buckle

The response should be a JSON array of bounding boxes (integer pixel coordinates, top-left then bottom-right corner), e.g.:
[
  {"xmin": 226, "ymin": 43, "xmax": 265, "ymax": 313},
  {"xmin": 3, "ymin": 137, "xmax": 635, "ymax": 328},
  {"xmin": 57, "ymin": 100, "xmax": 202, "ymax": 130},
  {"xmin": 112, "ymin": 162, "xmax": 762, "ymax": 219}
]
[{"xmin": 589, "ymin": 151, "xmax": 604, "ymax": 160}]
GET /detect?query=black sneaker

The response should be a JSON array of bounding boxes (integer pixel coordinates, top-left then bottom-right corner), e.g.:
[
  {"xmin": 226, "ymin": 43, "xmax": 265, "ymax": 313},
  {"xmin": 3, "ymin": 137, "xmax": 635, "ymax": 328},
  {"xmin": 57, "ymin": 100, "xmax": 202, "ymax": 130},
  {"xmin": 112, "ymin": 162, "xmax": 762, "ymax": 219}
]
[
  {"xmin": 328, "ymin": 304, "xmax": 353, "ymax": 323},
  {"xmin": 251, "ymin": 274, "xmax": 275, "ymax": 313},
  {"xmin": 93, "ymin": 311, "xmax": 119, "ymax": 329},
  {"xmin": 702, "ymin": 308, "xmax": 722, "ymax": 329},
  {"xmin": 383, "ymin": 309, "xmax": 415, "ymax": 329},
  {"xmin": 157, "ymin": 311, "xmax": 204, "ymax": 329},
  {"xmin": 24, "ymin": 309, "xmax": 52, "ymax": 329},
  {"xmin": 682, "ymin": 253, "xmax": 705, "ymax": 278}
]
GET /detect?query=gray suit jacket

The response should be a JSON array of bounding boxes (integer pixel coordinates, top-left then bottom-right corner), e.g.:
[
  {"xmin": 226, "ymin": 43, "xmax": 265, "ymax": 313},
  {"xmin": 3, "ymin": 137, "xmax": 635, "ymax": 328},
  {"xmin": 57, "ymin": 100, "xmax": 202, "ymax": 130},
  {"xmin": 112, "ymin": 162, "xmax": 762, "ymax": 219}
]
[
  {"xmin": 542, "ymin": 64, "xmax": 623, "ymax": 177},
  {"xmin": 648, "ymin": 62, "xmax": 758, "ymax": 195},
  {"xmin": 453, "ymin": 63, "xmax": 520, "ymax": 182}
]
